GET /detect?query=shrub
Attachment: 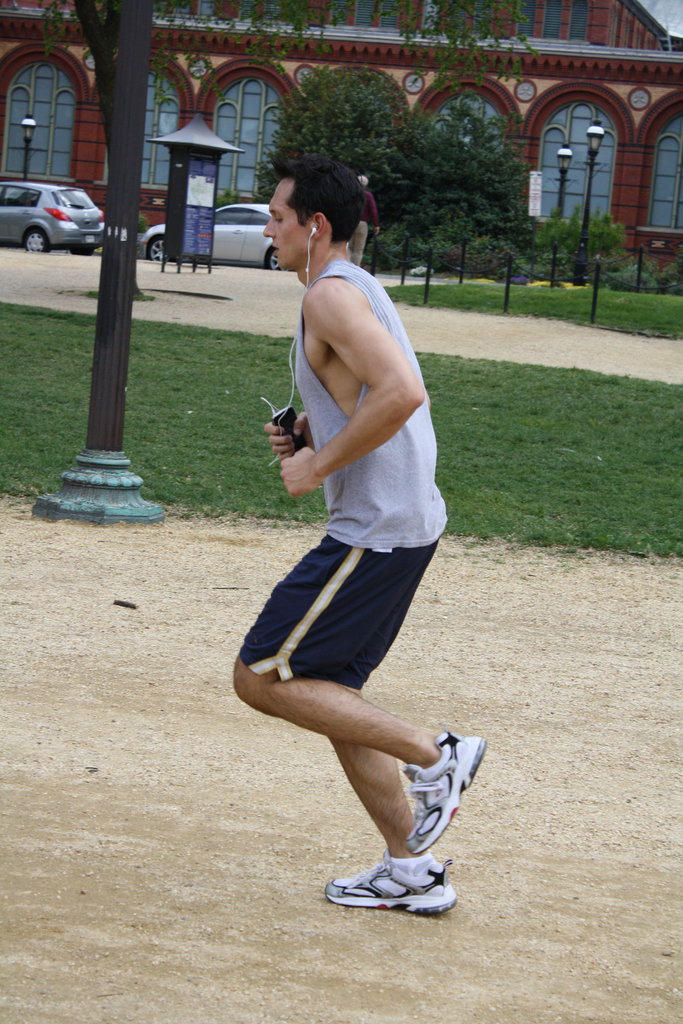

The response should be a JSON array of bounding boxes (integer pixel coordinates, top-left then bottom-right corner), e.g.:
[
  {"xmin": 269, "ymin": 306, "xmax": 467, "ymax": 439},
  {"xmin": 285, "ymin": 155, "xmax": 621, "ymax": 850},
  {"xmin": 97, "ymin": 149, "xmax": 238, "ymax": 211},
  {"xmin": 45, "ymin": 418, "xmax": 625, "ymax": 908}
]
[
  {"xmin": 534, "ymin": 208, "xmax": 627, "ymax": 283},
  {"xmin": 371, "ymin": 224, "xmax": 525, "ymax": 281},
  {"xmin": 215, "ymin": 186, "xmax": 241, "ymax": 208},
  {"xmin": 653, "ymin": 252, "xmax": 683, "ymax": 295},
  {"xmin": 601, "ymin": 251, "xmax": 683, "ymax": 295},
  {"xmin": 442, "ymin": 235, "xmax": 517, "ymax": 279},
  {"xmin": 602, "ymin": 256, "xmax": 659, "ymax": 293}
]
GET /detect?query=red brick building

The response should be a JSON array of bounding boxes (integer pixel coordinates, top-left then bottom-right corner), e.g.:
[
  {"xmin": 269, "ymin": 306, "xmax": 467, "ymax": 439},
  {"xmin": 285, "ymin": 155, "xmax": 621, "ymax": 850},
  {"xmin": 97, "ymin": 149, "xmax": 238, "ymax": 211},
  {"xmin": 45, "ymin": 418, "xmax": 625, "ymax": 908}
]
[{"xmin": 1, "ymin": 0, "xmax": 682, "ymax": 257}]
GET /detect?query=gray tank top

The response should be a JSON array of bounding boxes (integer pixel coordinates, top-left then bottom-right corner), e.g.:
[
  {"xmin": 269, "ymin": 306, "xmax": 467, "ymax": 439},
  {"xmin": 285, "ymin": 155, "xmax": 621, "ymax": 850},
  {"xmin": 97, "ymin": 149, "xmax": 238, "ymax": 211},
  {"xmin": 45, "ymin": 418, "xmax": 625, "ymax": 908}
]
[{"xmin": 295, "ymin": 259, "xmax": 447, "ymax": 549}]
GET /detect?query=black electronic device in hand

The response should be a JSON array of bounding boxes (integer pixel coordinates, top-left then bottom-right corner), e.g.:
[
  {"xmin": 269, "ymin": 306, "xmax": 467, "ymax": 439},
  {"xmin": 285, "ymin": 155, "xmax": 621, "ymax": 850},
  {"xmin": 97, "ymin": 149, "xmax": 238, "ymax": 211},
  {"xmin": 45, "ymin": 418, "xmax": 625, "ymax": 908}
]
[{"xmin": 272, "ymin": 406, "xmax": 306, "ymax": 451}]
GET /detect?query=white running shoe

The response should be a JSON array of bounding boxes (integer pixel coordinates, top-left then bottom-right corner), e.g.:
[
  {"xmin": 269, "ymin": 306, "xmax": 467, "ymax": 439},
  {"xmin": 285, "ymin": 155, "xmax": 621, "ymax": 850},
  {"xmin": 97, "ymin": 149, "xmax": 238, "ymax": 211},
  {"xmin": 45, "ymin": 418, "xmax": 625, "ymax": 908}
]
[
  {"xmin": 405, "ymin": 731, "xmax": 487, "ymax": 854},
  {"xmin": 325, "ymin": 850, "xmax": 456, "ymax": 915}
]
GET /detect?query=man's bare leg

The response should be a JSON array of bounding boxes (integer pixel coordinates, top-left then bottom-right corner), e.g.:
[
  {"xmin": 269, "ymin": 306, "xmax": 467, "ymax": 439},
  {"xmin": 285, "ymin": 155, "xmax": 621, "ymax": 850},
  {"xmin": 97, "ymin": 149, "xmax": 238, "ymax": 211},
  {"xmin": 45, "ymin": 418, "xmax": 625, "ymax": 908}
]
[
  {"xmin": 233, "ymin": 657, "xmax": 440, "ymax": 771},
  {"xmin": 330, "ymin": 738, "xmax": 416, "ymax": 858}
]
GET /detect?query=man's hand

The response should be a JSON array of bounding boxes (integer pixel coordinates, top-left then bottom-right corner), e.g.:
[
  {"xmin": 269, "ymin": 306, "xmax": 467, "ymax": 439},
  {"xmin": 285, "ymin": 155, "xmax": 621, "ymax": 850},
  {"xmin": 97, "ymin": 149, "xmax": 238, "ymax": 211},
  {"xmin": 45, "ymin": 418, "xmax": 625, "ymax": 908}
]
[
  {"xmin": 279, "ymin": 447, "xmax": 323, "ymax": 496},
  {"xmin": 265, "ymin": 411, "xmax": 310, "ymax": 462}
]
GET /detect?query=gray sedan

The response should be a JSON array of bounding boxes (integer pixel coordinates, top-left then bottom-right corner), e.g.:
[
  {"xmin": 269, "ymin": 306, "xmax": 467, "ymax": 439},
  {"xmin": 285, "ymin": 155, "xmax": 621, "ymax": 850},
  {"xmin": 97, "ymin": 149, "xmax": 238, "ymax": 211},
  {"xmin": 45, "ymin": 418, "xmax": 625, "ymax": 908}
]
[{"xmin": 140, "ymin": 203, "xmax": 279, "ymax": 270}]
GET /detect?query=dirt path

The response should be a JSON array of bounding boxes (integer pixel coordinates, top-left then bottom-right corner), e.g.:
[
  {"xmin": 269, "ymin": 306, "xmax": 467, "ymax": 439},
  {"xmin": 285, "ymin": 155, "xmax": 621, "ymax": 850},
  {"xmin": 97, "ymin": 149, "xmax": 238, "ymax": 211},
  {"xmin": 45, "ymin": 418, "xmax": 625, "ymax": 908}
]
[
  {"xmin": 2, "ymin": 504, "xmax": 681, "ymax": 1024},
  {"xmin": 1, "ymin": 251, "xmax": 681, "ymax": 1024}
]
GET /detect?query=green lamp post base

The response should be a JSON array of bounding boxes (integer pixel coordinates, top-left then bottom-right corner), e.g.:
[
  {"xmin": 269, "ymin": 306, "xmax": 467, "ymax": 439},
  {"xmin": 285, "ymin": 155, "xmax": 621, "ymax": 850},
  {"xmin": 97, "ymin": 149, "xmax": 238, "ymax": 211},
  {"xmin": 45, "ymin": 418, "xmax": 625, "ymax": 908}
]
[{"xmin": 32, "ymin": 449, "xmax": 164, "ymax": 525}]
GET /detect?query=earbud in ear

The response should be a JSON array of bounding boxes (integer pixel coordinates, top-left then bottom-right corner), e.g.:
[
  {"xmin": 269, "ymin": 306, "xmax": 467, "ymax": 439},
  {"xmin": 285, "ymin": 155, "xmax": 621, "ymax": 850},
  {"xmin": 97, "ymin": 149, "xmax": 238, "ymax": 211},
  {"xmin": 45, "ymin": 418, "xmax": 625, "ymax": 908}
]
[{"xmin": 310, "ymin": 224, "xmax": 318, "ymax": 236}]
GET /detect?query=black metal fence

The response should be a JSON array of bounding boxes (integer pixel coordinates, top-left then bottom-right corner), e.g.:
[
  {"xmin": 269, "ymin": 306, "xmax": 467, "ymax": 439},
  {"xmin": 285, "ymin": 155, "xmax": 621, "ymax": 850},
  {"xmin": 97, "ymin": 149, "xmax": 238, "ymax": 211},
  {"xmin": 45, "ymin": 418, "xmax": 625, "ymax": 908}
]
[{"xmin": 367, "ymin": 234, "xmax": 683, "ymax": 321}]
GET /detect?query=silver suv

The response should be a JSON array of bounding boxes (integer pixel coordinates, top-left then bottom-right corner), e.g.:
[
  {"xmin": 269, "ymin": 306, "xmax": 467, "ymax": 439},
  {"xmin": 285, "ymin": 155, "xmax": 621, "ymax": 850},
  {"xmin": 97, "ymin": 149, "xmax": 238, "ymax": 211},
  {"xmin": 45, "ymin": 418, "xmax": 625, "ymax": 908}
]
[{"xmin": 0, "ymin": 181, "xmax": 104, "ymax": 255}]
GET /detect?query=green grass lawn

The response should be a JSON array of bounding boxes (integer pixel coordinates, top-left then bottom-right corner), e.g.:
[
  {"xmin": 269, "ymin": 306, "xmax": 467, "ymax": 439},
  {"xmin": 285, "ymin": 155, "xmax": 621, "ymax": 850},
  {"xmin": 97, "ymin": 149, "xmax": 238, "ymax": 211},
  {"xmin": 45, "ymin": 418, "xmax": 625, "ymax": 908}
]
[
  {"xmin": 386, "ymin": 281, "xmax": 683, "ymax": 338},
  {"xmin": 1, "ymin": 302, "xmax": 681, "ymax": 556}
]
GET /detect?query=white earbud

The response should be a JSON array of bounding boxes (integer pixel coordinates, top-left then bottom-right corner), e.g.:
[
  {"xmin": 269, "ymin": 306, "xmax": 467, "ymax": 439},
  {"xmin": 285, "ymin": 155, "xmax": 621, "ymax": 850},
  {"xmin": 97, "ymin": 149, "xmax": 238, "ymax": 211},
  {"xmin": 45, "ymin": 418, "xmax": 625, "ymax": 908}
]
[{"xmin": 310, "ymin": 224, "xmax": 318, "ymax": 236}]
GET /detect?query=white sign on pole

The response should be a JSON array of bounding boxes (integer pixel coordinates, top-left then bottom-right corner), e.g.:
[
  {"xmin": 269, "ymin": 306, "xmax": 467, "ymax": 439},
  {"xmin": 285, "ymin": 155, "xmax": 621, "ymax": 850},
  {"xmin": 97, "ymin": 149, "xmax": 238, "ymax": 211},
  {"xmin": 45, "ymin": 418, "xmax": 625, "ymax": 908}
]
[{"xmin": 528, "ymin": 171, "xmax": 543, "ymax": 217}]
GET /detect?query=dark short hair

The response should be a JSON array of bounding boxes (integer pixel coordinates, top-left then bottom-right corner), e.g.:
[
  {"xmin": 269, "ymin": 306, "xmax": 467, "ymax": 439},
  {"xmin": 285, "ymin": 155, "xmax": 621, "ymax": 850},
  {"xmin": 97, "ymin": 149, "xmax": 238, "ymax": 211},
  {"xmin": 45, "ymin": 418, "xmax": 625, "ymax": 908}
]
[{"xmin": 271, "ymin": 153, "xmax": 364, "ymax": 243}]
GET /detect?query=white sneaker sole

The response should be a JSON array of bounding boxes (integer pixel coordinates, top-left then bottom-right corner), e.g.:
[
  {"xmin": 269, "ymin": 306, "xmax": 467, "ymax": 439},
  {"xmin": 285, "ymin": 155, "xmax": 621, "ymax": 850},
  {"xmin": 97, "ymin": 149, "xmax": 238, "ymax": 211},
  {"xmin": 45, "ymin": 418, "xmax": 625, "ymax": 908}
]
[
  {"xmin": 406, "ymin": 736, "xmax": 487, "ymax": 854},
  {"xmin": 325, "ymin": 884, "xmax": 457, "ymax": 915}
]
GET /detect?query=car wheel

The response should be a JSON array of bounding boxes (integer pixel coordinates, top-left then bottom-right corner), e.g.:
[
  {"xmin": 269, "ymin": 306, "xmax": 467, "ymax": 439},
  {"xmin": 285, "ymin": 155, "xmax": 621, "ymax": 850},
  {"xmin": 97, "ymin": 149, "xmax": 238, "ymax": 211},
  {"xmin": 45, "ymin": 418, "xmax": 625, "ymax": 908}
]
[
  {"xmin": 264, "ymin": 246, "xmax": 280, "ymax": 271},
  {"xmin": 24, "ymin": 228, "xmax": 49, "ymax": 253},
  {"xmin": 146, "ymin": 236, "xmax": 165, "ymax": 262}
]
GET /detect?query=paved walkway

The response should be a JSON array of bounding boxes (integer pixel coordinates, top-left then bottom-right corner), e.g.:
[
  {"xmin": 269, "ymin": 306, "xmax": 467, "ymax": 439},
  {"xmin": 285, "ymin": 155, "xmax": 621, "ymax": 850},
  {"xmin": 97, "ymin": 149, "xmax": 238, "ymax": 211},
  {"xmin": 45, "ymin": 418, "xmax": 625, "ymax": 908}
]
[{"xmin": 1, "ymin": 250, "xmax": 681, "ymax": 383}]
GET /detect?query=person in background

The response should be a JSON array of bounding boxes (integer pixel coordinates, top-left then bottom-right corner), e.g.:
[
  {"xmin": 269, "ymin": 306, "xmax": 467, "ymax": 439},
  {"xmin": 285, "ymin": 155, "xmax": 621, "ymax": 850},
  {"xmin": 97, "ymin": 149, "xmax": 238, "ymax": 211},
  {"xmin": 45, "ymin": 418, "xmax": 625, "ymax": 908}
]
[{"xmin": 348, "ymin": 173, "xmax": 379, "ymax": 267}]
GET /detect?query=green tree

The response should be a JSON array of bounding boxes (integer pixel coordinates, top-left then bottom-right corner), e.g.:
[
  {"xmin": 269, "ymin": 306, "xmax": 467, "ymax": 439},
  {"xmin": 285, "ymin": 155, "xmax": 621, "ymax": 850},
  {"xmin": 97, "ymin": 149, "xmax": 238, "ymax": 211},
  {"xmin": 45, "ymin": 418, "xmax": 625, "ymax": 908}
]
[
  {"xmin": 254, "ymin": 66, "xmax": 409, "ymax": 201},
  {"xmin": 259, "ymin": 69, "xmax": 529, "ymax": 254},
  {"xmin": 389, "ymin": 99, "xmax": 529, "ymax": 242}
]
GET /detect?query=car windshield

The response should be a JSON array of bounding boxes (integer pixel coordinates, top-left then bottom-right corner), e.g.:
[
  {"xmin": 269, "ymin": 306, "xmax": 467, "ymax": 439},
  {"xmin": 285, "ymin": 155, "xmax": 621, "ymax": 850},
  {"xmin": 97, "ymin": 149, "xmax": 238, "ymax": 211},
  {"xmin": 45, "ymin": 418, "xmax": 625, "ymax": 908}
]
[{"xmin": 55, "ymin": 190, "xmax": 95, "ymax": 210}]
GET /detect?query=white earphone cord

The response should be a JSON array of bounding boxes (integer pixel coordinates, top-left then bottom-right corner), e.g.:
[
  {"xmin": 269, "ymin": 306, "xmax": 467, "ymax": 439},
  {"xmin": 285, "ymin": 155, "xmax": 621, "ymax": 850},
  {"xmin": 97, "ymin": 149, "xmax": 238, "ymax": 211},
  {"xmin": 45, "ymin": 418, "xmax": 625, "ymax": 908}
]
[{"xmin": 260, "ymin": 222, "xmax": 317, "ymax": 462}]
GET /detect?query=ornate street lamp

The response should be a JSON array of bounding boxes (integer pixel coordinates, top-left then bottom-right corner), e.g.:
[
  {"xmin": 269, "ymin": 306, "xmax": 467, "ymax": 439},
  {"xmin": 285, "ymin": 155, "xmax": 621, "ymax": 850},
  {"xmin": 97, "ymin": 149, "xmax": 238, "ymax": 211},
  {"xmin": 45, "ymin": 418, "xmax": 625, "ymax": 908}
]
[
  {"xmin": 556, "ymin": 145, "xmax": 573, "ymax": 216},
  {"xmin": 572, "ymin": 119, "xmax": 605, "ymax": 286},
  {"xmin": 21, "ymin": 115, "xmax": 36, "ymax": 181}
]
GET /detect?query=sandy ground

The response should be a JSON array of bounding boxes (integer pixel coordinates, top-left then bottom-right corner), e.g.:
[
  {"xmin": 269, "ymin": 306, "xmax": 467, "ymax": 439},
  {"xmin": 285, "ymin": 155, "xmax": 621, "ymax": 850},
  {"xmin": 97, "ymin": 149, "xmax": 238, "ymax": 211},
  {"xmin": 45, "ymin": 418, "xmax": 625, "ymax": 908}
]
[{"xmin": 1, "ymin": 250, "xmax": 682, "ymax": 1024}]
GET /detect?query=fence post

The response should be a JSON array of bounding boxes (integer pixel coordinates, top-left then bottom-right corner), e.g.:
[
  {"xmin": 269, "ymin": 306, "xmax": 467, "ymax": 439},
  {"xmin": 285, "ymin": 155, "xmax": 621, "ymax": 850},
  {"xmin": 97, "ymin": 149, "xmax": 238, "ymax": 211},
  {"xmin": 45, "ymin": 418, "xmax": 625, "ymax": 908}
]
[
  {"xmin": 503, "ymin": 252, "xmax": 513, "ymax": 313},
  {"xmin": 550, "ymin": 241, "xmax": 558, "ymax": 288},
  {"xmin": 636, "ymin": 245, "xmax": 644, "ymax": 292},
  {"xmin": 400, "ymin": 234, "xmax": 410, "ymax": 286},
  {"xmin": 459, "ymin": 236, "xmax": 467, "ymax": 284},
  {"xmin": 370, "ymin": 231, "xmax": 378, "ymax": 277},
  {"xmin": 424, "ymin": 246, "xmax": 433, "ymax": 305},
  {"xmin": 530, "ymin": 217, "xmax": 537, "ymax": 282},
  {"xmin": 591, "ymin": 255, "xmax": 601, "ymax": 324}
]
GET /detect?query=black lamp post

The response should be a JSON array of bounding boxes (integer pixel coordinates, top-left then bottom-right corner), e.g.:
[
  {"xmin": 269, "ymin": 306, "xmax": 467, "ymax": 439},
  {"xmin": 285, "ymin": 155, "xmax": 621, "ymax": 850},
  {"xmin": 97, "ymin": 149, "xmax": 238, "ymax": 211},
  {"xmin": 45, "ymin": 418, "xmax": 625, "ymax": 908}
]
[
  {"xmin": 556, "ymin": 145, "xmax": 572, "ymax": 216},
  {"xmin": 21, "ymin": 115, "xmax": 36, "ymax": 181},
  {"xmin": 572, "ymin": 119, "xmax": 605, "ymax": 286},
  {"xmin": 33, "ymin": 0, "xmax": 163, "ymax": 525}
]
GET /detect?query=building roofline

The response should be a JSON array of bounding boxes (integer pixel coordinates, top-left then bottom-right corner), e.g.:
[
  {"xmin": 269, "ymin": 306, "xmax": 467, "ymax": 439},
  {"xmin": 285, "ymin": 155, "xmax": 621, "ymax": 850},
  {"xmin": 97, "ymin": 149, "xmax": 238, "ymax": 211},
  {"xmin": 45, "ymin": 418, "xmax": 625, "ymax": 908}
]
[{"xmin": 2, "ymin": 7, "xmax": 681, "ymax": 62}]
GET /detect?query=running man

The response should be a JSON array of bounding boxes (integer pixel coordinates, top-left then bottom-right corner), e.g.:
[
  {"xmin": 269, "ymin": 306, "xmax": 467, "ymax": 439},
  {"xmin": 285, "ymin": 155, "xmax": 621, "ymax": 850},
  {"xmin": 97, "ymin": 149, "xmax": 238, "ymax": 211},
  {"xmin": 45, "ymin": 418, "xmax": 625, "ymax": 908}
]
[{"xmin": 233, "ymin": 154, "xmax": 486, "ymax": 915}]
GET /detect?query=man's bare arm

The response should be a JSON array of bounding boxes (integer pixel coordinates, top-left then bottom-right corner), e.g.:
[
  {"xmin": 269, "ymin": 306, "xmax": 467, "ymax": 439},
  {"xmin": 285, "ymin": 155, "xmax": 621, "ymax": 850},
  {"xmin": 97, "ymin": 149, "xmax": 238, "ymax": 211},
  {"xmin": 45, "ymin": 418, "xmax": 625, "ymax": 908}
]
[{"xmin": 280, "ymin": 278, "xmax": 425, "ymax": 496}]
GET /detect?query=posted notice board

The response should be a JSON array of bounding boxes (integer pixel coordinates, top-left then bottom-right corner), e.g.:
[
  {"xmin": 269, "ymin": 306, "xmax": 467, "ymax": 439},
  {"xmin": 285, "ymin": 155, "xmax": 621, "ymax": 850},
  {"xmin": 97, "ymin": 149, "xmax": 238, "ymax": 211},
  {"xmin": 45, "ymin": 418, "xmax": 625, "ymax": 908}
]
[{"xmin": 182, "ymin": 155, "xmax": 218, "ymax": 256}]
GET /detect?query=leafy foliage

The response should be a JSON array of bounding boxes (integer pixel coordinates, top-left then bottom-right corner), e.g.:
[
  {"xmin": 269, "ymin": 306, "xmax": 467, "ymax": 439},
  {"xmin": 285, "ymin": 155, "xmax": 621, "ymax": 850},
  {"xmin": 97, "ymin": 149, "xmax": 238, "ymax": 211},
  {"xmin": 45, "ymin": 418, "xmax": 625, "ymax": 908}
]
[
  {"xmin": 601, "ymin": 253, "xmax": 683, "ymax": 296},
  {"xmin": 254, "ymin": 66, "xmax": 409, "ymax": 200},
  {"xmin": 37, "ymin": 0, "xmax": 531, "ymax": 161},
  {"xmin": 384, "ymin": 99, "xmax": 529, "ymax": 243},
  {"xmin": 258, "ymin": 67, "xmax": 530, "ymax": 255},
  {"xmin": 533, "ymin": 208, "xmax": 627, "ymax": 281},
  {"xmin": 215, "ymin": 185, "xmax": 242, "ymax": 208}
]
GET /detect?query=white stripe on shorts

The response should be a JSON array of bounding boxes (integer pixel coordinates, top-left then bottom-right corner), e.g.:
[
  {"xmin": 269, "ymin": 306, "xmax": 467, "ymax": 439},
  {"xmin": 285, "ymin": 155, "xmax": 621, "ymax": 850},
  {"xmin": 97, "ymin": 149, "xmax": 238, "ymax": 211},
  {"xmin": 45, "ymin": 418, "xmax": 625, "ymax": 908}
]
[{"xmin": 247, "ymin": 546, "xmax": 365, "ymax": 681}]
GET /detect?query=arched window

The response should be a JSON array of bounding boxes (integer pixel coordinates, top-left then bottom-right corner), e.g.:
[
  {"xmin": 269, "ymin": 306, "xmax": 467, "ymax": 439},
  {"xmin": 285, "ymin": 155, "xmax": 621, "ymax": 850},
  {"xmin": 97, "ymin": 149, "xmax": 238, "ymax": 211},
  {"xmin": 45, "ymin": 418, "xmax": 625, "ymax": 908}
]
[
  {"xmin": 569, "ymin": 0, "xmax": 588, "ymax": 40},
  {"xmin": 649, "ymin": 114, "xmax": 683, "ymax": 228},
  {"xmin": 435, "ymin": 91, "xmax": 500, "ymax": 128},
  {"xmin": 141, "ymin": 75, "xmax": 179, "ymax": 186},
  {"xmin": 3, "ymin": 63, "xmax": 75, "ymax": 178},
  {"xmin": 539, "ymin": 102, "xmax": 615, "ymax": 218},
  {"xmin": 215, "ymin": 78, "xmax": 280, "ymax": 195},
  {"xmin": 543, "ymin": 0, "xmax": 563, "ymax": 39}
]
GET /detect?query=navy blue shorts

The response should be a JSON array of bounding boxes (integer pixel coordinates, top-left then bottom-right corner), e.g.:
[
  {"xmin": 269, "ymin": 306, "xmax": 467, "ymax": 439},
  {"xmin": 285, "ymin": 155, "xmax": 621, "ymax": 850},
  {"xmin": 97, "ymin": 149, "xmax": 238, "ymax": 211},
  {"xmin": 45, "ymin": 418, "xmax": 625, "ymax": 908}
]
[{"xmin": 239, "ymin": 535, "xmax": 438, "ymax": 689}]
